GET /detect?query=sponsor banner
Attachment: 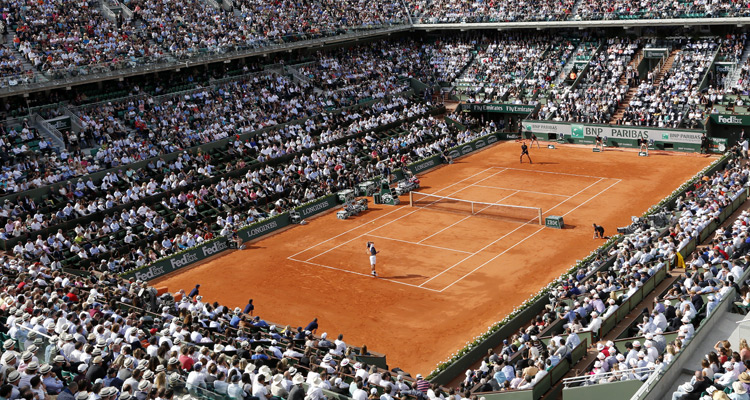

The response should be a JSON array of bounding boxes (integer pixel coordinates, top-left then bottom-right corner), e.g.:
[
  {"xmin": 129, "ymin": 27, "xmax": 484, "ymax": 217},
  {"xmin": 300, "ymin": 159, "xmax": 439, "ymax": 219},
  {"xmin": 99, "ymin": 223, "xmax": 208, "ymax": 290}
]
[
  {"xmin": 524, "ymin": 120, "xmax": 704, "ymax": 145},
  {"xmin": 523, "ymin": 121, "xmax": 572, "ymax": 136},
  {"xmin": 446, "ymin": 131, "xmax": 506, "ymax": 160},
  {"xmin": 715, "ymin": 63, "xmax": 733, "ymax": 73},
  {"xmin": 238, "ymin": 213, "xmax": 291, "ymax": 242},
  {"xmin": 121, "ymin": 238, "xmax": 229, "ymax": 281},
  {"xmin": 466, "ymin": 103, "xmax": 535, "ymax": 114},
  {"xmin": 498, "ymin": 132, "xmax": 520, "ymax": 140},
  {"xmin": 710, "ymin": 114, "xmax": 750, "ymax": 126},
  {"xmin": 296, "ymin": 195, "xmax": 338, "ymax": 218},
  {"xmin": 406, "ymin": 155, "xmax": 442, "ymax": 175},
  {"xmin": 710, "ymin": 137, "xmax": 729, "ymax": 151},
  {"xmin": 46, "ymin": 116, "xmax": 71, "ymax": 131},
  {"xmin": 591, "ymin": 126, "xmax": 703, "ymax": 145},
  {"xmin": 446, "ymin": 142, "xmax": 475, "ymax": 159},
  {"xmin": 644, "ymin": 48, "xmax": 668, "ymax": 58}
]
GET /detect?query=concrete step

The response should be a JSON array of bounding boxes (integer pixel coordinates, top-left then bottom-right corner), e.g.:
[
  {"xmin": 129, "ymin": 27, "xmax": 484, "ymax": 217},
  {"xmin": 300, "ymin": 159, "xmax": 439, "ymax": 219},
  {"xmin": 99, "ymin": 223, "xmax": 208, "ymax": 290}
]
[
  {"xmin": 618, "ymin": 48, "xmax": 643, "ymax": 86},
  {"xmin": 608, "ymin": 86, "xmax": 639, "ymax": 124}
]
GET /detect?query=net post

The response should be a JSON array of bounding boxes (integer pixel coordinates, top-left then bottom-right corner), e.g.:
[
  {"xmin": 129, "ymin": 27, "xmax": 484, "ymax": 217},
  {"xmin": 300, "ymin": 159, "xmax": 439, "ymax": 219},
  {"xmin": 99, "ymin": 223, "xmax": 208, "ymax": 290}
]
[{"xmin": 538, "ymin": 209, "xmax": 543, "ymax": 225}]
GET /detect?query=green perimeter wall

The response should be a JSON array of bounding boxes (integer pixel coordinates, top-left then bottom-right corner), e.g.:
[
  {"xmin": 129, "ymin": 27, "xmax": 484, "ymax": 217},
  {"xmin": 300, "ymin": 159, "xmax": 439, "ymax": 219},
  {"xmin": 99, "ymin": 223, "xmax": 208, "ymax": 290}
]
[
  {"xmin": 521, "ymin": 120, "xmax": 705, "ymax": 152},
  {"xmin": 562, "ymin": 379, "xmax": 644, "ymax": 400},
  {"xmin": 120, "ymin": 194, "xmax": 339, "ymax": 281}
]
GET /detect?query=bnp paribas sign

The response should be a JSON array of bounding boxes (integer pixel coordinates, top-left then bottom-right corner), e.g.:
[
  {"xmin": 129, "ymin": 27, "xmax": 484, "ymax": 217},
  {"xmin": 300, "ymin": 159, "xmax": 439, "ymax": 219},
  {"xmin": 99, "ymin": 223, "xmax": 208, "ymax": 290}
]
[{"xmin": 711, "ymin": 114, "xmax": 750, "ymax": 126}]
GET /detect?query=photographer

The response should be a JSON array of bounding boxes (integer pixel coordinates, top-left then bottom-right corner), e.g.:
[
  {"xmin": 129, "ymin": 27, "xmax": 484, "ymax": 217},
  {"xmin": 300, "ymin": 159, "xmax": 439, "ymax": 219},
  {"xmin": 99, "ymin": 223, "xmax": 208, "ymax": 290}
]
[
  {"xmin": 229, "ymin": 230, "xmax": 245, "ymax": 250},
  {"xmin": 593, "ymin": 223, "xmax": 605, "ymax": 239}
]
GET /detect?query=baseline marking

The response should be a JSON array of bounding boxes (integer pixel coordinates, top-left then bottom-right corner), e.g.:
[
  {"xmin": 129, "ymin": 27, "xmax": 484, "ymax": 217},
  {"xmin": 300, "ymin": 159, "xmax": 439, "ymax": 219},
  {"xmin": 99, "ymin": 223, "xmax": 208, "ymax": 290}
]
[
  {"xmin": 288, "ymin": 257, "xmax": 442, "ymax": 292},
  {"xmin": 367, "ymin": 234, "xmax": 473, "ymax": 254}
]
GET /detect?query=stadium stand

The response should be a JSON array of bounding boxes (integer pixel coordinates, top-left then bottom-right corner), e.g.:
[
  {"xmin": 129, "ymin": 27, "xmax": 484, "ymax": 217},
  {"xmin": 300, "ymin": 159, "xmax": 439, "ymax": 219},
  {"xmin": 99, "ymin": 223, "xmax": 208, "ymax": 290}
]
[
  {"xmin": 409, "ymin": 0, "xmax": 750, "ymax": 23},
  {"xmin": 536, "ymin": 38, "xmax": 641, "ymax": 124},
  {"xmin": 1, "ymin": 148, "xmax": 741, "ymax": 400},
  {"xmin": 3, "ymin": 3, "xmax": 750, "ymax": 400}
]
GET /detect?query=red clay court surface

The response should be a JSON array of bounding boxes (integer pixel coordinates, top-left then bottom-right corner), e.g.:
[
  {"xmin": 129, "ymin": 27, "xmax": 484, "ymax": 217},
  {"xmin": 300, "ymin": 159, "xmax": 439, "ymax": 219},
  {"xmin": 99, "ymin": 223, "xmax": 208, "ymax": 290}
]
[{"xmin": 154, "ymin": 142, "xmax": 717, "ymax": 376}]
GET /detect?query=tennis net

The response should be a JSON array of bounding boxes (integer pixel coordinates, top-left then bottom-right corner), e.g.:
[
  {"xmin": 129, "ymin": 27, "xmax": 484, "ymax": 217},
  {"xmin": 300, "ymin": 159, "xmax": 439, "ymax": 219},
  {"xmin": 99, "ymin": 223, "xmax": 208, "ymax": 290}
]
[{"xmin": 409, "ymin": 191, "xmax": 543, "ymax": 224}]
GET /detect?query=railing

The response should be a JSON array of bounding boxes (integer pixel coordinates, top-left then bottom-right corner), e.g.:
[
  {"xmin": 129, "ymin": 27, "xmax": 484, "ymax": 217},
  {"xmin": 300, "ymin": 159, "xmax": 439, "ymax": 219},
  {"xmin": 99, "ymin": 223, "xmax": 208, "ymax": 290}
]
[
  {"xmin": 204, "ymin": 0, "xmax": 221, "ymax": 10},
  {"xmin": 120, "ymin": 2, "xmax": 133, "ymax": 19},
  {"xmin": 100, "ymin": 2, "xmax": 117, "ymax": 21},
  {"xmin": 630, "ymin": 265, "xmax": 750, "ymax": 400},
  {"xmin": 32, "ymin": 113, "xmax": 66, "ymax": 149},
  {"xmin": 471, "ymin": 340, "xmax": 589, "ymax": 400},
  {"xmin": 7, "ymin": 324, "xmax": 57, "ymax": 364},
  {"xmin": 563, "ymin": 367, "xmax": 654, "ymax": 387},
  {"xmin": 63, "ymin": 107, "xmax": 86, "ymax": 132}
]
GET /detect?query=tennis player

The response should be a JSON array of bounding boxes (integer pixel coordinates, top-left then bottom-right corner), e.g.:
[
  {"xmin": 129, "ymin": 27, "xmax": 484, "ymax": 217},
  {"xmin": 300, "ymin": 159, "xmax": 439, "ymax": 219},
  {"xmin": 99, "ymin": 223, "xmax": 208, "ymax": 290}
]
[
  {"xmin": 530, "ymin": 132, "xmax": 540, "ymax": 149},
  {"xmin": 367, "ymin": 241, "xmax": 379, "ymax": 277},
  {"xmin": 639, "ymin": 136, "xmax": 649, "ymax": 153},
  {"xmin": 595, "ymin": 133, "xmax": 604, "ymax": 151},
  {"xmin": 520, "ymin": 142, "xmax": 533, "ymax": 164}
]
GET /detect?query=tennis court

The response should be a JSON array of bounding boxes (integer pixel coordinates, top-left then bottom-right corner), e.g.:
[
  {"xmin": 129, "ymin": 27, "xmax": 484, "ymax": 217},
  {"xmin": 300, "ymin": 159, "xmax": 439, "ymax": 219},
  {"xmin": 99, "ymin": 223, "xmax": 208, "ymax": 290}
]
[
  {"xmin": 154, "ymin": 142, "xmax": 716, "ymax": 376},
  {"xmin": 288, "ymin": 167, "xmax": 621, "ymax": 292}
]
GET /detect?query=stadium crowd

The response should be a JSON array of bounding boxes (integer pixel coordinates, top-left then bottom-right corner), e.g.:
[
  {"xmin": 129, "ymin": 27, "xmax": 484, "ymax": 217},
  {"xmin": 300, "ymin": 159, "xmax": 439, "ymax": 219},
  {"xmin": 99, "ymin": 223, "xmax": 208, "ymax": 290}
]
[
  {"xmin": 0, "ymin": 0, "xmax": 409, "ymax": 83},
  {"xmin": 0, "ymin": 254, "xmax": 445, "ymax": 400},
  {"xmin": 453, "ymin": 34, "xmax": 559, "ymax": 103},
  {"xmin": 619, "ymin": 39, "xmax": 717, "ymax": 128},
  {"xmin": 3, "ymin": 95, "xmax": 442, "ymax": 271},
  {"xmin": 668, "ymin": 210, "xmax": 750, "ymax": 400},
  {"xmin": 537, "ymin": 38, "xmax": 640, "ymax": 124},
  {"xmin": 1, "ymin": 21, "xmax": 750, "ymax": 400},
  {"xmin": 411, "ymin": 0, "xmax": 750, "ymax": 23}
]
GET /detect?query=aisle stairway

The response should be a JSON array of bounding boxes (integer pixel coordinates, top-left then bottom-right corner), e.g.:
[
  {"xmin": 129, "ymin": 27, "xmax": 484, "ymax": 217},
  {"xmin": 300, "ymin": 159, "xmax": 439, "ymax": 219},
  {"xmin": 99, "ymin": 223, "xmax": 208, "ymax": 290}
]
[
  {"xmin": 617, "ymin": 48, "xmax": 643, "ymax": 86},
  {"xmin": 608, "ymin": 49, "xmax": 679, "ymax": 124},
  {"xmin": 725, "ymin": 40, "xmax": 750, "ymax": 89}
]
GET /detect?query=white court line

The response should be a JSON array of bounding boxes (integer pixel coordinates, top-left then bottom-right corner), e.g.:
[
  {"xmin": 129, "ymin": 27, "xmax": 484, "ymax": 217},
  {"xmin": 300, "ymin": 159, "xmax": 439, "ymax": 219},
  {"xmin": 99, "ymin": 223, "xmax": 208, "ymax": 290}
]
[
  {"xmin": 438, "ymin": 227, "xmax": 546, "ymax": 292},
  {"xmin": 473, "ymin": 185, "xmax": 572, "ymax": 198},
  {"xmin": 367, "ymin": 234, "xmax": 474, "ymax": 254},
  {"xmin": 419, "ymin": 177, "xmax": 605, "ymax": 288},
  {"xmin": 437, "ymin": 178, "xmax": 621, "ymax": 292},
  {"xmin": 288, "ymin": 257, "xmax": 442, "ymax": 293},
  {"xmin": 561, "ymin": 179, "xmax": 622, "ymax": 218},
  {"xmin": 494, "ymin": 167, "xmax": 610, "ymax": 180},
  {"xmin": 470, "ymin": 168, "xmax": 508, "ymax": 186},
  {"xmin": 287, "ymin": 167, "xmax": 497, "ymax": 259},
  {"xmin": 416, "ymin": 189, "xmax": 519, "ymax": 244},
  {"xmin": 297, "ymin": 167, "xmax": 501, "ymax": 262}
]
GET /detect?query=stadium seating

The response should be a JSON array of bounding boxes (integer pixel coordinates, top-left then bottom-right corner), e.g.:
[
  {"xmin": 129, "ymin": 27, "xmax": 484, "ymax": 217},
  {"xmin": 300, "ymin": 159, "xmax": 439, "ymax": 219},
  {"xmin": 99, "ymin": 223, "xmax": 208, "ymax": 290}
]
[{"xmin": 3, "ymin": 9, "xmax": 750, "ymax": 400}]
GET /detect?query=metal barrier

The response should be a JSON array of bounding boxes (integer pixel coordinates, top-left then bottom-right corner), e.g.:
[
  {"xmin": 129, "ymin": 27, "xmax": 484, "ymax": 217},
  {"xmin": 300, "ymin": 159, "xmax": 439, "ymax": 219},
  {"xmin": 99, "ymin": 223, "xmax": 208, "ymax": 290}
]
[{"xmin": 563, "ymin": 367, "xmax": 654, "ymax": 387}]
